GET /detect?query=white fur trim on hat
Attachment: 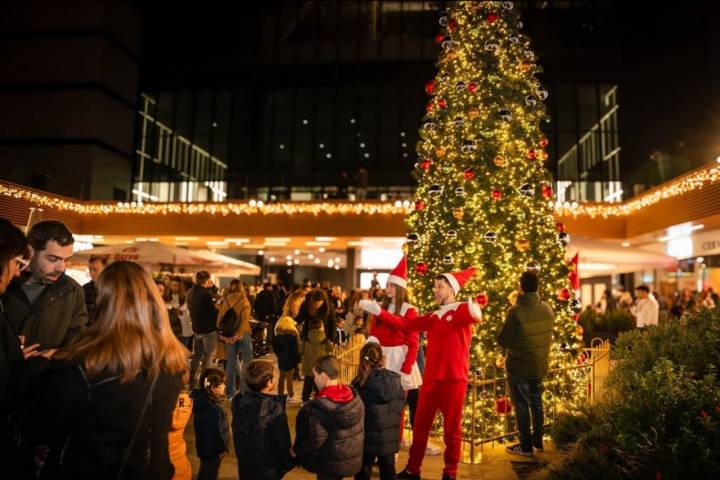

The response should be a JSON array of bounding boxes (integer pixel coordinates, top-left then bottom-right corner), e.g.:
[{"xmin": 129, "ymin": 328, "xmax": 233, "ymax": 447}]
[
  {"xmin": 387, "ymin": 274, "xmax": 407, "ymax": 289},
  {"xmin": 441, "ymin": 273, "xmax": 460, "ymax": 295}
]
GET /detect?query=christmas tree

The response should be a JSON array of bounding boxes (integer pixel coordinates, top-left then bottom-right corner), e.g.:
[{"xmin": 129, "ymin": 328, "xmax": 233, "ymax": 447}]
[{"xmin": 406, "ymin": 1, "xmax": 584, "ymax": 441}]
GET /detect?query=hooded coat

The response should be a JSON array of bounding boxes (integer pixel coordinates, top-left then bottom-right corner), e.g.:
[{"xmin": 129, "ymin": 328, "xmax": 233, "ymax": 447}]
[
  {"xmin": 231, "ymin": 391, "xmax": 293, "ymax": 478},
  {"xmin": 353, "ymin": 368, "xmax": 405, "ymax": 457},
  {"xmin": 293, "ymin": 384, "xmax": 364, "ymax": 477}
]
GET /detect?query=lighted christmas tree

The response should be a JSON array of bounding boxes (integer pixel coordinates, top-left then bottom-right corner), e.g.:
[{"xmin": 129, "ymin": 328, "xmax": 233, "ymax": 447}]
[{"xmin": 406, "ymin": 1, "xmax": 584, "ymax": 440}]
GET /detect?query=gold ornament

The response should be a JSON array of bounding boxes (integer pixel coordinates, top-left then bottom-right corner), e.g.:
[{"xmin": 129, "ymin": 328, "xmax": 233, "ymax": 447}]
[
  {"xmin": 507, "ymin": 290, "xmax": 519, "ymax": 306},
  {"xmin": 464, "ymin": 243, "xmax": 477, "ymax": 254},
  {"xmin": 495, "ymin": 356, "xmax": 506, "ymax": 369},
  {"xmin": 453, "ymin": 208, "xmax": 464, "ymax": 220},
  {"xmin": 468, "ymin": 108, "xmax": 480, "ymax": 118},
  {"xmin": 493, "ymin": 155, "xmax": 506, "ymax": 167},
  {"xmin": 515, "ymin": 238, "xmax": 530, "ymax": 252},
  {"xmin": 436, "ymin": 147, "xmax": 447, "ymax": 157},
  {"xmin": 519, "ymin": 60, "xmax": 533, "ymax": 72}
]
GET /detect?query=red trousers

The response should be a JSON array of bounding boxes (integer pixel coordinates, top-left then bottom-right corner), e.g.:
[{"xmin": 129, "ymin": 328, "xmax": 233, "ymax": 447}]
[{"xmin": 407, "ymin": 380, "xmax": 467, "ymax": 478}]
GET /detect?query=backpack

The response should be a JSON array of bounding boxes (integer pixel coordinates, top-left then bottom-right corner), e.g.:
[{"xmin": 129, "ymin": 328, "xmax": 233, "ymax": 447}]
[
  {"xmin": 219, "ymin": 298, "xmax": 243, "ymax": 337},
  {"xmin": 168, "ymin": 308, "xmax": 183, "ymax": 336}
]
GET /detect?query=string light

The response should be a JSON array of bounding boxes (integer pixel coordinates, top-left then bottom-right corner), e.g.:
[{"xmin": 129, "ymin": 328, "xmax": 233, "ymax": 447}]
[{"xmin": 3, "ymin": 161, "xmax": 718, "ymax": 220}]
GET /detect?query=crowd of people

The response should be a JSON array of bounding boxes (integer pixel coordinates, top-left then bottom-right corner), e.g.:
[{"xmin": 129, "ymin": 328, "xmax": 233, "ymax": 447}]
[{"xmin": 2, "ymin": 216, "xmax": 716, "ymax": 479}]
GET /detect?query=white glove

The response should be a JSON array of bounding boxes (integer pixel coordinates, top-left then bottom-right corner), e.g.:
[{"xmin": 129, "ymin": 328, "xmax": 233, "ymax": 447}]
[
  {"xmin": 358, "ymin": 299, "xmax": 381, "ymax": 316},
  {"xmin": 400, "ymin": 372, "xmax": 414, "ymax": 390},
  {"xmin": 468, "ymin": 297, "xmax": 483, "ymax": 323}
]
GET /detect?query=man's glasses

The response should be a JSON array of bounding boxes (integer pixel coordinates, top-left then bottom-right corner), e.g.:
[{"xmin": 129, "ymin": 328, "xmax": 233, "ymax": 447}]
[{"xmin": 13, "ymin": 256, "xmax": 30, "ymax": 272}]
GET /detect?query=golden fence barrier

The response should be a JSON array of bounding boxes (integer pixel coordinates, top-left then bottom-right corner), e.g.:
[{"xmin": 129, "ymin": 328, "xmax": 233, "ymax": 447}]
[{"xmin": 334, "ymin": 337, "xmax": 612, "ymax": 465}]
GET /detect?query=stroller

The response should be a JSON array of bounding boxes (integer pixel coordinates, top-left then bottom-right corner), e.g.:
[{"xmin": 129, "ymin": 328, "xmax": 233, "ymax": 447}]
[{"xmin": 250, "ymin": 318, "xmax": 270, "ymax": 357}]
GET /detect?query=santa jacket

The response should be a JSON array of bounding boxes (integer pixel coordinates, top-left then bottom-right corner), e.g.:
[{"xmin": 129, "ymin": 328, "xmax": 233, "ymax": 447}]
[
  {"xmin": 370, "ymin": 302, "xmax": 420, "ymax": 374},
  {"xmin": 378, "ymin": 301, "xmax": 480, "ymax": 382}
]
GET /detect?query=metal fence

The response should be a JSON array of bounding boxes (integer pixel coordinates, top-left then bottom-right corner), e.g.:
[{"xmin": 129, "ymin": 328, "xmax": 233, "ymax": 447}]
[{"xmin": 334, "ymin": 337, "xmax": 612, "ymax": 464}]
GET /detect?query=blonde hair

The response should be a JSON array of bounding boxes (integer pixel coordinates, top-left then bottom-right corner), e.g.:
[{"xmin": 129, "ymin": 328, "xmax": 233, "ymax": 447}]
[
  {"xmin": 56, "ymin": 261, "xmax": 188, "ymax": 382},
  {"xmin": 281, "ymin": 289, "xmax": 306, "ymax": 318},
  {"xmin": 275, "ymin": 315, "xmax": 299, "ymax": 336}
]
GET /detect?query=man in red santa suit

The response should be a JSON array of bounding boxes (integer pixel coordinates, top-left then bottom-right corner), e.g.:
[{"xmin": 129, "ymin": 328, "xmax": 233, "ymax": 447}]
[{"xmin": 360, "ymin": 267, "xmax": 483, "ymax": 480}]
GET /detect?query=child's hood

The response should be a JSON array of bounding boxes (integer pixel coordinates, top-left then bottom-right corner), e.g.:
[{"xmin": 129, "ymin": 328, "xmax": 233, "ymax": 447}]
[{"xmin": 313, "ymin": 385, "xmax": 363, "ymax": 428}]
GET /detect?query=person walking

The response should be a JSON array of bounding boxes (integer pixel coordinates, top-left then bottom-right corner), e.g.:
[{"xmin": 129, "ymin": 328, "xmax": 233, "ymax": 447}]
[
  {"xmin": 216, "ymin": 279, "xmax": 252, "ymax": 398},
  {"xmin": 187, "ymin": 271, "xmax": 219, "ymax": 387}
]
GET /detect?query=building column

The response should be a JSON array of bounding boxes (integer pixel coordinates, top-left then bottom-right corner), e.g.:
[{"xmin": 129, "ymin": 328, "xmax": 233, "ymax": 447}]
[{"xmin": 345, "ymin": 247, "xmax": 357, "ymax": 289}]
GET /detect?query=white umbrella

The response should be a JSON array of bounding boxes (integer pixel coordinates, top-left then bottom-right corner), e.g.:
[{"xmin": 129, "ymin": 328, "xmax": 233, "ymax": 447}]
[
  {"xmin": 567, "ymin": 238, "xmax": 677, "ymax": 278},
  {"xmin": 72, "ymin": 241, "xmax": 260, "ymax": 276}
]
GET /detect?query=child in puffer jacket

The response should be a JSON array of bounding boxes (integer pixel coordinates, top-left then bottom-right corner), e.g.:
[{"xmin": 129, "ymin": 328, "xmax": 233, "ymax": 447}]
[
  {"xmin": 191, "ymin": 368, "xmax": 228, "ymax": 480},
  {"xmin": 352, "ymin": 342, "xmax": 405, "ymax": 480}
]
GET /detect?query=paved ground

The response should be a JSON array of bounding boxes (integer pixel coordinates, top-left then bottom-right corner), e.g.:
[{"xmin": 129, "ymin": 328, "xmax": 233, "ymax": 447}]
[{"xmin": 185, "ymin": 357, "xmax": 562, "ymax": 479}]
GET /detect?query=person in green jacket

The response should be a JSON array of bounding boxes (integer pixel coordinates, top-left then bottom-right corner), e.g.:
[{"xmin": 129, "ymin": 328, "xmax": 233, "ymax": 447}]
[
  {"xmin": 3, "ymin": 221, "xmax": 88, "ymax": 350},
  {"xmin": 497, "ymin": 271, "xmax": 554, "ymax": 457}
]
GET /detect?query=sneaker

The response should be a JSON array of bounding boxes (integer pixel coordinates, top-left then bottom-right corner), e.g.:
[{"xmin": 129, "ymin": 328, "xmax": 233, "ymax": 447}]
[
  {"xmin": 506, "ymin": 443, "xmax": 534, "ymax": 457},
  {"xmin": 397, "ymin": 468, "xmax": 421, "ymax": 480},
  {"xmin": 400, "ymin": 437, "xmax": 411, "ymax": 448},
  {"xmin": 425, "ymin": 443, "xmax": 442, "ymax": 456}
]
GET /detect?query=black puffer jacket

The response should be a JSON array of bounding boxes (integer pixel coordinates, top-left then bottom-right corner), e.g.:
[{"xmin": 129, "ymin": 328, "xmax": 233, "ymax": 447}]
[
  {"xmin": 354, "ymin": 368, "xmax": 405, "ymax": 457},
  {"xmin": 232, "ymin": 391, "xmax": 293, "ymax": 478},
  {"xmin": 293, "ymin": 385, "xmax": 364, "ymax": 477}
]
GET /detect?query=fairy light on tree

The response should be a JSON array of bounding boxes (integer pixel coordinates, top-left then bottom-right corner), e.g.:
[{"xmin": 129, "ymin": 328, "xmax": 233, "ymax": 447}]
[{"xmin": 405, "ymin": 1, "xmax": 585, "ymax": 440}]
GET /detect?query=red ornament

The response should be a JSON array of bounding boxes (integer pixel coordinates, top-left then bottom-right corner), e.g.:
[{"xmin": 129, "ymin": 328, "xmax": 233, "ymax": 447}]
[
  {"xmin": 715, "ymin": 406, "xmax": 720, "ymax": 415},
  {"xmin": 573, "ymin": 313, "xmax": 579, "ymax": 322},
  {"xmin": 487, "ymin": 12, "xmax": 498, "ymax": 23},
  {"xmin": 438, "ymin": 98, "xmax": 447, "ymax": 109},
  {"xmin": 539, "ymin": 137, "xmax": 549, "ymax": 148},
  {"xmin": 415, "ymin": 200, "xmax": 425, "ymax": 211},
  {"xmin": 425, "ymin": 102, "xmax": 434, "ymax": 113},
  {"xmin": 475, "ymin": 293, "xmax": 489, "ymax": 307},
  {"xmin": 435, "ymin": 33, "xmax": 445, "ymax": 44},
  {"xmin": 420, "ymin": 158, "xmax": 433, "ymax": 170},
  {"xmin": 557, "ymin": 288, "xmax": 571, "ymax": 302},
  {"xmin": 415, "ymin": 262, "xmax": 429, "ymax": 276},
  {"xmin": 495, "ymin": 396, "xmax": 512, "ymax": 415},
  {"xmin": 700, "ymin": 410, "xmax": 709, "ymax": 418},
  {"xmin": 556, "ymin": 221, "xmax": 566, "ymax": 232},
  {"xmin": 542, "ymin": 185, "xmax": 553, "ymax": 199},
  {"xmin": 425, "ymin": 79, "xmax": 436, "ymax": 95},
  {"xmin": 467, "ymin": 82, "xmax": 478, "ymax": 93},
  {"xmin": 463, "ymin": 168, "xmax": 475, "ymax": 180},
  {"xmin": 448, "ymin": 18, "xmax": 458, "ymax": 31},
  {"xmin": 491, "ymin": 189, "xmax": 503, "ymax": 200},
  {"xmin": 527, "ymin": 149, "xmax": 537, "ymax": 159}
]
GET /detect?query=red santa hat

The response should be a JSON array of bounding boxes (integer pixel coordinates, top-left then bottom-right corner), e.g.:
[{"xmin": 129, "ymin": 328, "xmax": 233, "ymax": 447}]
[
  {"xmin": 440, "ymin": 267, "xmax": 476, "ymax": 295},
  {"xmin": 387, "ymin": 255, "xmax": 407, "ymax": 289}
]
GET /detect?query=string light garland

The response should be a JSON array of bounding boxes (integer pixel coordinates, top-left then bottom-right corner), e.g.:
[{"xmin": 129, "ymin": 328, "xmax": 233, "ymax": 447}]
[{"xmin": 2, "ymin": 162, "xmax": 718, "ymax": 220}]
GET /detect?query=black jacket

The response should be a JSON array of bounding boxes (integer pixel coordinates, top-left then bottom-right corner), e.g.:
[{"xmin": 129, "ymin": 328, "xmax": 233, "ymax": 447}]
[
  {"xmin": 82, "ymin": 281, "xmax": 98, "ymax": 325},
  {"xmin": 354, "ymin": 369, "xmax": 405, "ymax": 457},
  {"xmin": 254, "ymin": 290, "xmax": 277, "ymax": 322},
  {"xmin": 27, "ymin": 363, "xmax": 182, "ymax": 480},
  {"xmin": 191, "ymin": 389, "xmax": 228, "ymax": 461},
  {"xmin": 272, "ymin": 333, "xmax": 300, "ymax": 372},
  {"xmin": 296, "ymin": 299, "xmax": 336, "ymax": 345},
  {"xmin": 186, "ymin": 286, "xmax": 218, "ymax": 335},
  {"xmin": 4, "ymin": 273, "xmax": 88, "ymax": 349},
  {"xmin": 293, "ymin": 385, "xmax": 364, "ymax": 477},
  {"xmin": 231, "ymin": 391, "xmax": 293, "ymax": 478}
]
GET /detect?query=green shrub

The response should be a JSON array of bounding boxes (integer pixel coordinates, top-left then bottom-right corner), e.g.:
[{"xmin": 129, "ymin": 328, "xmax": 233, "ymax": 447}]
[
  {"xmin": 549, "ymin": 408, "xmax": 594, "ymax": 448},
  {"xmin": 541, "ymin": 307, "xmax": 720, "ymax": 479}
]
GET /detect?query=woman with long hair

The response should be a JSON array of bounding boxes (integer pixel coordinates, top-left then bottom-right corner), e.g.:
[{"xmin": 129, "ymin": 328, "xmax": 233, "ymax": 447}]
[
  {"xmin": 28, "ymin": 261, "xmax": 188, "ymax": 479},
  {"xmin": 352, "ymin": 342, "xmax": 405, "ymax": 480},
  {"xmin": 363, "ymin": 256, "xmax": 426, "ymax": 450},
  {"xmin": 216, "ymin": 279, "xmax": 252, "ymax": 398},
  {"xmin": 296, "ymin": 288, "xmax": 335, "ymax": 344}
]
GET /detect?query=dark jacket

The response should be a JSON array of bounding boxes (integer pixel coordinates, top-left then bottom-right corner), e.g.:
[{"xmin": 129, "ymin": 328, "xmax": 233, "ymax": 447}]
[
  {"xmin": 231, "ymin": 391, "xmax": 292, "ymax": 478},
  {"xmin": 254, "ymin": 290, "xmax": 277, "ymax": 322},
  {"xmin": 296, "ymin": 299, "xmax": 336, "ymax": 345},
  {"xmin": 191, "ymin": 389, "xmax": 228, "ymax": 461},
  {"xmin": 82, "ymin": 281, "xmax": 98, "ymax": 325},
  {"xmin": 353, "ymin": 369, "xmax": 405, "ymax": 457},
  {"xmin": 27, "ymin": 363, "xmax": 182, "ymax": 480},
  {"xmin": 272, "ymin": 333, "xmax": 300, "ymax": 372},
  {"xmin": 4, "ymin": 273, "xmax": 88, "ymax": 349},
  {"xmin": 186, "ymin": 285, "xmax": 218, "ymax": 335},
  {"xmin": 293, "ymin": 384, "xmax": 364, "ymax": 477},
  {"xmin": 497, "ymin": 292, "xmax": 555, "ymax": 380}
]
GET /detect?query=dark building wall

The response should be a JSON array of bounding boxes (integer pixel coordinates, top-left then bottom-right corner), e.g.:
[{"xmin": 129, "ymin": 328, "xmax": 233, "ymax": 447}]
[{"xmin": 0, "ymin": 1, "xmax": 141, "ymax": 200}]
